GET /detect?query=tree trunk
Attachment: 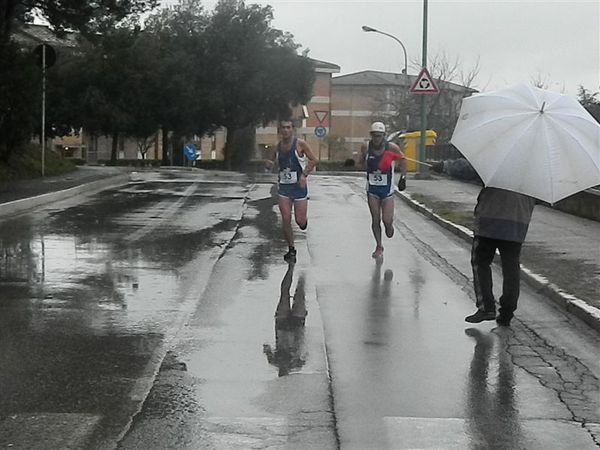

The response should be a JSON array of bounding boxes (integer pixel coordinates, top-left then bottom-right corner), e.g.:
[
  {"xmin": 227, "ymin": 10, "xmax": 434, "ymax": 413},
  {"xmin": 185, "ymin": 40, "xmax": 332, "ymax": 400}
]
[
  {"xmin": 224, "ymin": 124, "xmax": 256, "ymax": 171},
  {"xmin": 170, "ymin": 133, "xmax": 184, "ymax": 166},
  {"xmin": 161, "ymin": 127, "xmax": 170, "ymax": 165},
  {"xmin": 110, "ymin": 132, "xmax": 118, "ymax": 163}
]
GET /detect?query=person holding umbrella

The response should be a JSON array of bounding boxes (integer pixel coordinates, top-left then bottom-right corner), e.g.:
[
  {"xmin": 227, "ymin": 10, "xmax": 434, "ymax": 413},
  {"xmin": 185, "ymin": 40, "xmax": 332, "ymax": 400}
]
[
  {"xmin": 451, "ymin": 83, "xmax": 600, "ymax": 325},
  {"xmin": 465, "ymin": 187, "xmax": 536, "ymax": 326}
]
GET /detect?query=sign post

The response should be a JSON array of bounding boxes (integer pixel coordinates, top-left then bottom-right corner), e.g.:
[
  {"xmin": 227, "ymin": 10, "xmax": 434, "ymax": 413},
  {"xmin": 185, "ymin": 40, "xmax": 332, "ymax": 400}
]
[
  {"xmin": 34, "ymin": 43, "xmax": 56, "ymax": 177},
  {"xmin": 409, "ymin": 1, "xmax": 438, "ymax": 177}
]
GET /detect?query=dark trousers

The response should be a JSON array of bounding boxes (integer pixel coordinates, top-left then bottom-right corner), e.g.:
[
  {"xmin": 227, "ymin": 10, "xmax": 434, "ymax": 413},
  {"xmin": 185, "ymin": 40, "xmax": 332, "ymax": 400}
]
[{"xmin": 471, "ymin": 236, "xmax": 523, "ymax": 317}]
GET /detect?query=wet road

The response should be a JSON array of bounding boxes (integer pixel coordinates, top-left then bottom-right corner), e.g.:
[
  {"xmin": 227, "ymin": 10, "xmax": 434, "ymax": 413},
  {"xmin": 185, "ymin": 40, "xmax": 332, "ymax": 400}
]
[{"xmin": 0, "ymin": 170, "xmax": 598, "ymax": 449}]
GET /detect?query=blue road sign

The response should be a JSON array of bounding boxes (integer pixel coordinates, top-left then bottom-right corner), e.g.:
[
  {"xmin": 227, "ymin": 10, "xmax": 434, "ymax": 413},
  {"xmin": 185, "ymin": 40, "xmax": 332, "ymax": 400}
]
[
  {"xmin": 183, "ymin": 143, "xmax": 198, "ymax": 161},
  {"xmin": 314, "ymin": 126, "xmax": 327, "ymax": 138}
]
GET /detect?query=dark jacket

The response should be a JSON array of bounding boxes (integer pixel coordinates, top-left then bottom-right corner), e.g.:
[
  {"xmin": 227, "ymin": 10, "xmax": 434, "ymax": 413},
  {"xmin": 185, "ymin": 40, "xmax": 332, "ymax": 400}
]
[{"xmin": 473, "ymin": 187, "xmax": 536, "ymax": 243}]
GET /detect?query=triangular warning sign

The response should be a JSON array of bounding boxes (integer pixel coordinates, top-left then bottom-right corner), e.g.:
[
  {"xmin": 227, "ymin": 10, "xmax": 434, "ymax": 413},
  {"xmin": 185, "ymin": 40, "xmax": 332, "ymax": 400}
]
[
  {"xmin": 314, "ymin": 110, "xmax": 328, "ymax": 123},
  {"xmin": 409, "ymin": 67, "xmax": 439, "ymax": 94}
]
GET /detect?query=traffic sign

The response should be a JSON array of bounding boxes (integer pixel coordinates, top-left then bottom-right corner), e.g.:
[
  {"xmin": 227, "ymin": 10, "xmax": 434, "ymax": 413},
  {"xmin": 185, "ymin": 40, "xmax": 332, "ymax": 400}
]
[
  {"xmin": 314, "ymin": 111, "xmax": 329, "ymax": 123},
  {"xmin": 34, "ymin": 44, "xmax": 56, "ymax": 68},
  {"xmin": 409, "ymin": 67, "xmax": 439, "ymax": 94},
  {"xmin": 314, "ymin": 126, "xmax": 327, "ymax": 138},
  {"xmin": 183, "ymin": 143, "xmax": 198, "ymax": 161}
]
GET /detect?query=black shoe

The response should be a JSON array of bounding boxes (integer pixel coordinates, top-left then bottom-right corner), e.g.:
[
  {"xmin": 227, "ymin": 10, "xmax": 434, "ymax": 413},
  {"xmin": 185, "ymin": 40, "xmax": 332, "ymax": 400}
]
[
  {"xmin": 283, "ymin": 248, "xmax": 297, "ymax": 262},
  {"xmin": 465, "ymin": 309, "xmax": 496, "ymax": 323},
  {"xmin": 496, "ymin": 314, "xmax": 512, "ymax": 326}
]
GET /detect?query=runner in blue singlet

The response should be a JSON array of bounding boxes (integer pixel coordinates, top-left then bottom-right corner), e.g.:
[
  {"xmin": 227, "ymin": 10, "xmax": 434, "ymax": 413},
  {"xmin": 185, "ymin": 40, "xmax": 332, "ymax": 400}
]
[
  {"xmin": 360, "ymin": 122, "xmax": 407, "ymax": 259},
  {"xmin": 269, "ymin": 120, "xmax": 317, "ymax": 262},
  {"xmin": 277, "ymin": 137, "xmax": 308, "ymax": 201}
]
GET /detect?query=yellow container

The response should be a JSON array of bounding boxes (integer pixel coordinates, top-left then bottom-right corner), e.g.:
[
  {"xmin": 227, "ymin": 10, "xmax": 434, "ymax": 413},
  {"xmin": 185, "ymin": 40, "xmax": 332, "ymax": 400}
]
[{"xmin": 398, "ymin": 130, "xmax": 437, "ymax": 172}]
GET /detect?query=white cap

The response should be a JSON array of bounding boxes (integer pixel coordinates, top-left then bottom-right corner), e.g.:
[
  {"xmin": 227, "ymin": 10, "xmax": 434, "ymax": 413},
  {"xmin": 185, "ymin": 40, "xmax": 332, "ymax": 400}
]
[{"xmin": 370, "ymin": 122, "xmax": 386, "ymax": 133}]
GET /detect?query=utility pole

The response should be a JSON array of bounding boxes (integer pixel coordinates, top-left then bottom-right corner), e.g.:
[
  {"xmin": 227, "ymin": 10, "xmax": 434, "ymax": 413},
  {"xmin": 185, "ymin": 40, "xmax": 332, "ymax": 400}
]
[
  {"xmin": 417, "ymin": 0, "xmax": 429, "ymax": 178},
  {"xmin": 35, "ymin": 43, "xmax": 56, "ymax": 177},
  {"xmin": 41, "ymin": 43, "xmax": 46, "ymax": 177}
]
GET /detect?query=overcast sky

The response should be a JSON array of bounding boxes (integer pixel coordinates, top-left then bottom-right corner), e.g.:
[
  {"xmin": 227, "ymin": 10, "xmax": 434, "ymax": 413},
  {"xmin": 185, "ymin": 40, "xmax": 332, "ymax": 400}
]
[{"xmin": 160, "ymin": 0, "xmax": 599, "ymax": 97}]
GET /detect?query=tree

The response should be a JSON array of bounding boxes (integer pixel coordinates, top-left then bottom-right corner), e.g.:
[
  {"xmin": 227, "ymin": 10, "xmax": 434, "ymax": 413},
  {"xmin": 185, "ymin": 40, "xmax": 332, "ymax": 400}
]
[
  {"xmin": 0, "ymin": 41, "xmax": 38, "ymax": 162},
  {"xmin": 143, "ymin": 0, "xmax": 214, "ymax": 166},
  {"xmin": 204, "ymin": 0, "xmax": 315, "ymax": 169},
  {"xmin": 0, "ymin": 0, "xmax": 157, "ymax": 43},
  {"xmin": 50, "ymin": 20, "xmax": 176, "ymax": 164},
  {"xmin": 577, "ymin": 86, "xmax": 600, "ymax": 124},
  {"xmin": 0, "ymin": 0, "xmax": 157, "ymax": 162},
  {"xmin": 54, "ymin": 27, "xmax": 143, "ymax": 163},
  {"xmin": 6, "ymin": 0, "xmax": 314, "ymax": 168}
]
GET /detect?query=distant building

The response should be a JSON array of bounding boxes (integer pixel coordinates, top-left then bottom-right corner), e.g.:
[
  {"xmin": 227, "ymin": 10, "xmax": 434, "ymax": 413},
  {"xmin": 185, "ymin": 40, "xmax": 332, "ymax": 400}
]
[{"xmin": 330, "ymin": 70, "xmax": 477, "ymax": 159}]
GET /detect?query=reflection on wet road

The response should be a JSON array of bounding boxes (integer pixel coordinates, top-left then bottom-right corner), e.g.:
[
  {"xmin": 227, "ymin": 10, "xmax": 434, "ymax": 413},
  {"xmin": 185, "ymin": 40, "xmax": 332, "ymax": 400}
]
[
  {"xmin": 465, "ymin": 328, "xmax": 522, "ymax": 449},
  {"xmin": 0, "ymin": 171, "xmax": 250, "ymax": 448},
  {"xmin": 1, "ymin": 171, "xmax": 598, "ymax": 449},
  {"xmin": 308, "ymin": 175, "xmax": 600, "ymax": 450},
  {"xmin": 264, "ymin": 262, "xmax": 308, "ymax": 377},
  {"xmin": 118, "ymin": 176, "xmax": 335, "ymax": 449}
]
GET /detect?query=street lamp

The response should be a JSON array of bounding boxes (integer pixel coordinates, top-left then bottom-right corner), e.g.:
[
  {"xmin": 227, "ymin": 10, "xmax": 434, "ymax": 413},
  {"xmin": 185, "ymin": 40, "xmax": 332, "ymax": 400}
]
[{"xmin": 361, "ymin": 25, "xmax": 408, "ymax": 74}]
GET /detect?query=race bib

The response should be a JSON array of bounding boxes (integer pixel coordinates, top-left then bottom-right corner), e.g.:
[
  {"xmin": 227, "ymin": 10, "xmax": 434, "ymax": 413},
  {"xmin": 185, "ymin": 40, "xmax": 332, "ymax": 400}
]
[
  {"xmin": 279, "ymin": 169, "xmax": 298, "ymax": 184},
  {"xmin": 368, "ymin": 172, "xmax": 388, "ymax": 186}
]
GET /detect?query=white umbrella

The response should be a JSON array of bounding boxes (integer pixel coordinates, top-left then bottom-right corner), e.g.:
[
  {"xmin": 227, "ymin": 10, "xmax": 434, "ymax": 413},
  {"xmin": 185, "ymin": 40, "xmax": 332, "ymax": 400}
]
[{"xmin": 450, "ymin": 83, "xmax": 600, "ymax": 204}]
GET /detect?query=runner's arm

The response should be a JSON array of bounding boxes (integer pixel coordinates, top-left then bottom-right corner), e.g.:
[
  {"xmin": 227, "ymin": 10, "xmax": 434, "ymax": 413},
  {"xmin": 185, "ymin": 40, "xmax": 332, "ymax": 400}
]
[
  {"xmin": 388, "ymin": 142, "xmax": 406, "ymax": 176},
  {"xmin": 264, "ymin": 146, "xmax": 278, "ymax": 173},
  {"xmin": 358, "ymin": 143, "xmax": 368, "ymax": 170},
  {"xmin": 298, "ymin": 140, "xmax": 317, "ymax": 177}
]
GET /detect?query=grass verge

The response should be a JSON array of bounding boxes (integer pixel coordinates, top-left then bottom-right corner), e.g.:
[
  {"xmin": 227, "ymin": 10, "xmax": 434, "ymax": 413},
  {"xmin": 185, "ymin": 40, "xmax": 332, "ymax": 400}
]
[
  {"xmin": 409, "ymin": 192, "xmax": 474, "ymax": 229},
  {"xmin": 0, "ymin": 144, "xmax": 77, "ymax": 182}
]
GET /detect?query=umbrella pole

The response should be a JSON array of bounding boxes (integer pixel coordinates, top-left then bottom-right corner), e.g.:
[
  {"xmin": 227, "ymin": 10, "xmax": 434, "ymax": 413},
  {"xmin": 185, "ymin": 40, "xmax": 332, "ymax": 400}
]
[{"xmin": 405, "ymin": 157, "xmax": 433, "ymax": 167}]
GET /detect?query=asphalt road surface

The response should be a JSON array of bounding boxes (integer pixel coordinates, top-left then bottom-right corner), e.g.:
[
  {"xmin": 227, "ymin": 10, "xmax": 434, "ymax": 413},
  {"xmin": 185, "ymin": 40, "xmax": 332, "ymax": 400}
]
[{"xmin": 0, "ymin": 170, "xmax": 598, "ymax": 449}]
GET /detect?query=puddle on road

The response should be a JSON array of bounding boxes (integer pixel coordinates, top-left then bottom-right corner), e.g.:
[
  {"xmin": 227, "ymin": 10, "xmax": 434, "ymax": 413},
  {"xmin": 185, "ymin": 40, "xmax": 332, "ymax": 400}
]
[{"xmin": 0, "ymin": 180, "xmax": 245, "ymax": 326}]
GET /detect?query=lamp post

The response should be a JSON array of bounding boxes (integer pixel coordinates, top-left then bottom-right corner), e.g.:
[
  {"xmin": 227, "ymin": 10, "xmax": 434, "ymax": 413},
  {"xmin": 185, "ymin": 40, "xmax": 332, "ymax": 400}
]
[{"xmin": 361, "ymin": 25, "xmax": 407, "ymax": 75}]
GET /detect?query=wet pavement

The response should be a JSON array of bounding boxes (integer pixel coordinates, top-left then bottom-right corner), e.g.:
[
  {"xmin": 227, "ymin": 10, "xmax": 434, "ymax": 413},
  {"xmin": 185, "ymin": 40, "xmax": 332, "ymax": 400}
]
[
  {"xmin": 310, "ymin": 175, "xmax": 599, "ymax": 449},
  {"xmin": 0, "ymin": 169, "xmax": 598, "ymax": 449},
  {"xmin": 399, "ymin": 175, "xmax": 600, "ymax": 330}
]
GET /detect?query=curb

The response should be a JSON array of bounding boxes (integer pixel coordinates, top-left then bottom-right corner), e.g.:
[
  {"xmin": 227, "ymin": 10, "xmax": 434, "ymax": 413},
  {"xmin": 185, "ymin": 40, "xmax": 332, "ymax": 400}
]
[
  {"xmin": 0, "ymin": 174, "xmax": 131, "ymax": 217},
  {"xmin": 396, "ymin": 189, "xmax": 600, "ymax": 333}
]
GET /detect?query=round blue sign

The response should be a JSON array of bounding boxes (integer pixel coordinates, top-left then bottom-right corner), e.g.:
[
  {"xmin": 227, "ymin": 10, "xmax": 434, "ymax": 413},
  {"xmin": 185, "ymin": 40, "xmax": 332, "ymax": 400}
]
[{"xmin": 314, "ymin": 126, "xmax": 327, "ymax": 138}]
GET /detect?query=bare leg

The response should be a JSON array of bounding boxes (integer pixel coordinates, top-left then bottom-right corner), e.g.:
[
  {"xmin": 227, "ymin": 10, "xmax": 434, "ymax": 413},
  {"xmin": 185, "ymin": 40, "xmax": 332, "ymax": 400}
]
[
  {"xmin": 381, "ymin": 196, "xmax": 395, "ymax": 238},
  {"xmin": 367, "ymin": 194, "xmax": 383, "ymax": 257},
  {"xmin": 278, "ymin": 196, "xmax": 294, "ymax": 247},
  {"xmin": 293, "ymin": 199, "xmax": 308, "ymax": 230}
]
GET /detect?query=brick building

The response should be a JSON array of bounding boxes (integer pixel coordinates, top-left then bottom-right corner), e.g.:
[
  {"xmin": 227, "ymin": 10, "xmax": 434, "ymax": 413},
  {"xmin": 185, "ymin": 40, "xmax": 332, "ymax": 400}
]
[{"xmin": 330, "ymin": 70, "xmax": 477, "ymax": 160}]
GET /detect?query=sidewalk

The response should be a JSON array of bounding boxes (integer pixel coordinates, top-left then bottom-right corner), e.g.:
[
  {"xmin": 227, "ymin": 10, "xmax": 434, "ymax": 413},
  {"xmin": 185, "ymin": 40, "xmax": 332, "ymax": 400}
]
[
  {"xmin": 0, "ymin": 165, "xmax": 132, "ymax": 216},
  {"xmin": 0, "ymin": 167, "xmax": 598, "ymax": 332},
  {"xmin": 398, "ymin": 174, "xmax": 600, "ymax": 332}
]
